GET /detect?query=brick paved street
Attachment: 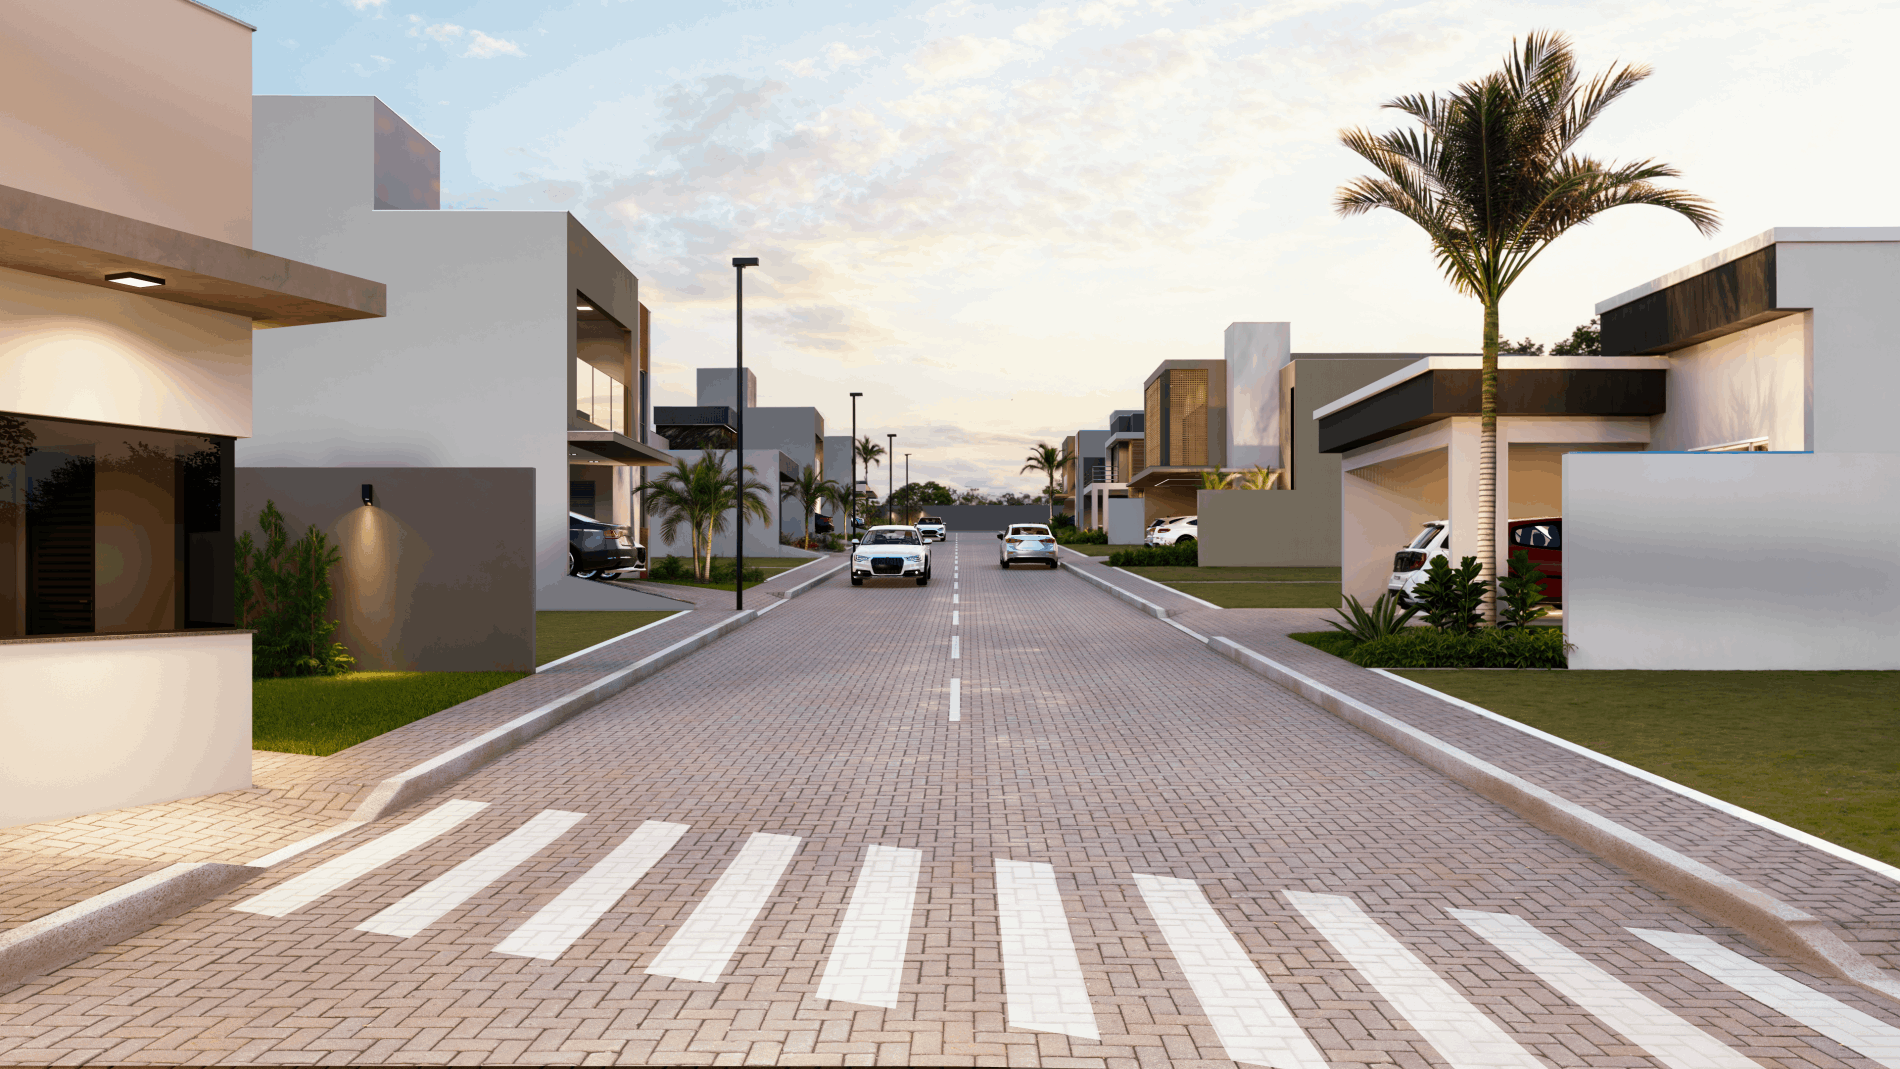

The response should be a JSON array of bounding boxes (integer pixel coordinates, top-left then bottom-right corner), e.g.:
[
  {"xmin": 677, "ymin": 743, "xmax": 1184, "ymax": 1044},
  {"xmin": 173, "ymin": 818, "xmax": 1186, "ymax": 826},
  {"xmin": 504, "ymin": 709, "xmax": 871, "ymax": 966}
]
[{"xmin": 5, "ymin": 534, "xmax": 1900, "ymax": 1066}]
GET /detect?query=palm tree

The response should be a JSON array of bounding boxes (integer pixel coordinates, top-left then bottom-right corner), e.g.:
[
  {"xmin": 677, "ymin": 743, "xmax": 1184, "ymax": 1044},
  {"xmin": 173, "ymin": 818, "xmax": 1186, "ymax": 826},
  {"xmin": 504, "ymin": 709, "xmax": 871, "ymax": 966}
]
[
  {"xmin": 1020, "ymin": 442, "xmax": 1073, "ymax": 524},
  {"xmin": 1335, "ymin": 31, "xmax": 1716, "ymax": 621},
  {"xmin": 642, "ymin": 451, "xmax": 773, "ymax": 580},
  {"xmin": 782, "ymin": 464, "xmax": 843, "ymax": 549},
  {"xmin": 853, "ymin": 436, "xmax": 884, "ymax": 533},
  {"xmin": 1232, "ymin": 466, "xmax": 1281, "ymax": 490}
]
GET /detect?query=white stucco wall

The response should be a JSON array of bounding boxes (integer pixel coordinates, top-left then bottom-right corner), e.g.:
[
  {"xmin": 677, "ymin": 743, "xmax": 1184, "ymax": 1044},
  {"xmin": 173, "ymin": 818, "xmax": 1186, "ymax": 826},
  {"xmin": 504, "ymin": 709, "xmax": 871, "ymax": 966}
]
[
  {"xmin": 1778, "ymin": 238, "xmax": 1900, "ymax": 454},
  {"xmin": 0, "ymin": 267, "xmax": 253, "ymax": 437},
  {"xmin": 1565, "ymin": 452, "xmax": 1900, "ymax": 669},
  {"xmin": 1649, "ymin": 315, "xmax": 1807, "ymax": 452},
  {"xmin": 0, "ymin": 632, "xmax": 253, "ymax": 828},
  {"xmin": 1225, "ymin": 322, "xmax": 1289, "ymax": 470}
]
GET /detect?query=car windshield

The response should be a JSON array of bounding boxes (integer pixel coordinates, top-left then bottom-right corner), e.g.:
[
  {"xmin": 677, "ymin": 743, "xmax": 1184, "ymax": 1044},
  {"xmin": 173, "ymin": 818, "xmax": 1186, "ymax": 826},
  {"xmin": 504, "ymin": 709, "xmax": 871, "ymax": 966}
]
[
  {"xmin": 1009, "ymin": 527, "xmax": 1050, "ymax": 537},
  {"xmin": 919, "ymin": 517, "xmax": 942, "ymax": 524},
  {"xmin": 1409, "ymin": 524, "xmax": 1445, "ymax": 549},
  {"xmin": 863, "ymin": 530, "xmax": 920, "ymax": 545}
]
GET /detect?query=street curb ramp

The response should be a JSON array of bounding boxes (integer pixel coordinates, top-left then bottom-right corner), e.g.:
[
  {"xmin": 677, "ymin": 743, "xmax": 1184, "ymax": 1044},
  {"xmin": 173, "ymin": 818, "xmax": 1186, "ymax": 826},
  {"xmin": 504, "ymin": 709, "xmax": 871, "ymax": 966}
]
[
  {"xmin": 0, "ymin": 862, "xmax": 261, "ymax": 989},
  {"xmin": 1206, "ymin": 636, "xmax": 1900, "ymax": 1006}
]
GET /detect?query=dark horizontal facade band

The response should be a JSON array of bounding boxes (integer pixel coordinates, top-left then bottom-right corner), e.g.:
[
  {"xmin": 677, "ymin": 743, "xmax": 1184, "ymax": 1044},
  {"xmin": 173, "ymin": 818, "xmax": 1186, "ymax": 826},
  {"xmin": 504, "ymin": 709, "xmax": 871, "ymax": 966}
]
[
  {"xmin": 1600, "ymin": 245, "xmax": 1800, "ymax": 354},
  {"xmin": 1318, "ymin": 369, "xmax": 1668, "ymax": 453},
  {"xmin": 568, "ymin": 430, "xmax": 673, "ymax": 466},
  {"xmin": 0, "ymin": 184, "xmax": 385, "ymax": 326}
]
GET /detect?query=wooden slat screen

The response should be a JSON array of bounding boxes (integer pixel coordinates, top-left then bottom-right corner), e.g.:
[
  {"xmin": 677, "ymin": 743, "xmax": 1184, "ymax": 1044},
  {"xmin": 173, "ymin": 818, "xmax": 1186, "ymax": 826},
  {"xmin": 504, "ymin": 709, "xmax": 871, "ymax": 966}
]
[
  {"xmin": 1144, "ymin": 379, "xmax": 1163, "ymax": 468},
  {"xmin": 1170, "ymin": 369, "xmax": 1208, "ymax": 467}
]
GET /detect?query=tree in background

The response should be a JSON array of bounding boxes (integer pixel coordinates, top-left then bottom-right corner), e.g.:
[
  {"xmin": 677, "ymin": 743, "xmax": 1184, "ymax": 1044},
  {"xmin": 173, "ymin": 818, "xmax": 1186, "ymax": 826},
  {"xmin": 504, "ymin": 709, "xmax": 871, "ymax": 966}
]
[
  {"xmin": 1550, "ymin": 316, "xmax": 1602, "ymax": 354},
  {"xmin": 1336, "ymin": 30, "xmax": 1716, "ymax": 622},
  {"xmin": 1500, "ymin": 337, "xmax": 1545, "ymax": 354},
  {"xmin": 643, "ymin": 451, "xmax": 773, "ymax": 580},
  {"xmin": 852, "ymin": 436, "xmax": 885, "ymax": 532},
  {"xmin": 888, "ymin": 480, "xmax": 956, "ymax": 522},
  {"xmin": 1020, "ymin": 441, "xmax": 1074, "ymax": 524},
  {"xmin": 782, "ymin": 464, "xmax": 842, "ymax": 549}
]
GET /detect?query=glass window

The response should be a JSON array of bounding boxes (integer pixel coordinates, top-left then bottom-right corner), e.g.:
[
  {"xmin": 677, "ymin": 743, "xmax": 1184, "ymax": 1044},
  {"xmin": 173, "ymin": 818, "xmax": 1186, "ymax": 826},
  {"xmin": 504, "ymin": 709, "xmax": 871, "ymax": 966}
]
[
  {"xmin": 863, "ymin": 530, "xmax": 920, "ymax": 545},
  {"xmin": 1408, "ymin": 524, "xmax": 1444, "ymax": 549},
  {"xmin": 1511, "ymin": 524, "xmax": 1561, "ymax": 549},
  {"xmin": 1, "ymin": 412, "xmax": 233, "ymax": 637}
]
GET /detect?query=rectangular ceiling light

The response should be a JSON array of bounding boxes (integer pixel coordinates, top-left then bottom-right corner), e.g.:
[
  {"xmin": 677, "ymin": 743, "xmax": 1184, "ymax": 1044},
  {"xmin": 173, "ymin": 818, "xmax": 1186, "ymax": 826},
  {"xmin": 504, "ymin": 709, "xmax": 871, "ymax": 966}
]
[
  {"xmin": 576, "ymin": 303, "xmax": 593, "ymax": 311},
  {"xmin": 105, "ymin": 271, "xmax": 165, "ymax": 288}
]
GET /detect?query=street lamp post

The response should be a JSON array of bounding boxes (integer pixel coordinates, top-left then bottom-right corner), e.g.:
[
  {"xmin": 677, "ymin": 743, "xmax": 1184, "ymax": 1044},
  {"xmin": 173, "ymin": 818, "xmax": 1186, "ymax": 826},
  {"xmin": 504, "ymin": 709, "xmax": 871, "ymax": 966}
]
[
  {"xmin": 886, "ymin": 433, "xmax": 895, "ymax": 524},
  {"xmin": 732, "ymin": 256, "xmax": 758, "ymax": 610},
  {"xmin": 903, "ymin": 453, "xmax": 911, "ymax": 524},
  {"xmin": 849, "ymin": 392, "xmax": 862, "ymax": 539}
]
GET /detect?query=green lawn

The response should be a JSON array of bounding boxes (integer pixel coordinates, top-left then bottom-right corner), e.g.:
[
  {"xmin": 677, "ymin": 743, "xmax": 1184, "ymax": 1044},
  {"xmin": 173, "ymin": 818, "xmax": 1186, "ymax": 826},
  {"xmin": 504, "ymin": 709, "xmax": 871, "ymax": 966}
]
[
  {"xmin": 536, "ymin": 610, "xmax": 678, "ymax": 666},
  {"xmin": 624, "ymin": 556, "xmax": 816, "ymax": 591},
  {"xmin": 1122, "ymin": 565, "xmax": 1341, "ymax": 583},
  {"xmin": 254, "ymin": 671, "xmax": 526, "ymax": 756},
  {"xmin": 1171, "ymin": 582, "xmax": 1342, "ymax": 608},
  {"xmin": 1063, "ymin": 544, "xmax": 1146, "ymax": 557},
  {"xmin": 1391, "ymin": 670, "xmax": 1900, "ymax": 866}
]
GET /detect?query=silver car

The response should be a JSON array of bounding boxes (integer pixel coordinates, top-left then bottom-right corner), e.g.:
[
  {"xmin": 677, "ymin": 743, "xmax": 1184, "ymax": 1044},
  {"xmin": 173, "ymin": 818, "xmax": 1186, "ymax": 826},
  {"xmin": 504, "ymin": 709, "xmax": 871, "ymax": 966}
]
[{"xmin": 998, "ymin": 524, "xmax": 1058, "ymax": 568}]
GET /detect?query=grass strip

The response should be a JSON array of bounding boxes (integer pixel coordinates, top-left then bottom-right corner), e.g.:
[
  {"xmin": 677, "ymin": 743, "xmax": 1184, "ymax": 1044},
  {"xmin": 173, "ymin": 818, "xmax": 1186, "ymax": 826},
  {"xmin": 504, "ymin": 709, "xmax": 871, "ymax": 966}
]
[
  {"xmin": 1064, "ymin": 544, "xmax": 1148, "ymax": 557},
  {"xmin": 1125, "ymin": 566, "xmax": 1341, "ymax": 582},
  {"xmin": 254, "ymin": 671, "xmax": 526, "ymax": 756},
  {"xmin": 1389, "ymin": 670, "xmax": 1900, "ymax": 866},
  {"xmin": 1169, "ymin": 583, "xmax": 1341, "ymax": 608},
  {"xmin": 536, "ymin": 610, "xmax": 678, "ymax": 667}
]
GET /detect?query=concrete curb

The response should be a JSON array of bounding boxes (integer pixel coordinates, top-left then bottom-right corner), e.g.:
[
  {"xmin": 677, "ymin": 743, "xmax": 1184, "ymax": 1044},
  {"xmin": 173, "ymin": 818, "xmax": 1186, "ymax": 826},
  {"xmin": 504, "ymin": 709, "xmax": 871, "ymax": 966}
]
[
  {"xmin": 775, "ymin": 561, "xmax": 846, "ymax": 601},
  {"xmin": 0, "ymin": 862, "xmax": 261, "ymax": 989},
  {"xmin": 1207, "ymin": 635, "xmax": 1900, "ymax": 1005},
  {"xmin": 350, "ymin": 610, "xmax": 761, "ymax": 822},
  {"xmin": 1059, "ymin": 558, "xmax": 1176, "ymax": 619}
]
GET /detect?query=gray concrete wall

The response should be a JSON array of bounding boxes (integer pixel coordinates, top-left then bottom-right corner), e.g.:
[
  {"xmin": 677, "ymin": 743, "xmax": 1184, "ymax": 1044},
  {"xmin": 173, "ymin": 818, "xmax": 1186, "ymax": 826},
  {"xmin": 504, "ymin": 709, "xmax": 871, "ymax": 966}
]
[
  {"xmin": 929, "ymin": 505, "xmax": 1056, "ymax": 531},
  {"xmin": 236, "ymin": 467, "xmax": 535, "ymax": 672}
]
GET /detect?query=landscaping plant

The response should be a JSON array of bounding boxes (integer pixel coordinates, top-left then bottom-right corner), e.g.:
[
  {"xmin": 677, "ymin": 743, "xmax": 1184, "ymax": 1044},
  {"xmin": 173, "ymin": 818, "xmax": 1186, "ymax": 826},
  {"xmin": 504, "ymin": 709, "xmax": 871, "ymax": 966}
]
[
  {"xmin": 1020, "ymin": 441, "xmax": 1074, "ymax": 525},
  {"xmin": 1106, "ymin": 543, "xmax": 1198, "ymax": 567},
  {"xmin": 235, "ymin": 500, "xmax": 356, "ymax": 678},
  {"xmin": 1411, "ymin": 554, "xmax": 1488, "ymax": 635},
  {"xmin": 1327, "ymin": 592, "xmax": 1419, "ymax": 644},
  {"xmin": 1344, "ymin": 626, "xmax": 1568, "ymax": 669},
  {"xmin": 1335, "ymin": 31, "xmax": 1716, "ymax": 621},
  {"xmin": 641, "ymin": 451, "xmax": 773, "ymax": 581},
  {"xmin": 782, "ymin": 463, "xmax": 843, "ymax": 549},
  {"xmin": 649, "ymin": 555, "xmax": 689, "ymax": 581},
  {"xmin": 1497, "ymin": 548, "xmax": 1553, "ymax": 628},
  {"xmin": 1057, "ymin": 527, "xmax": 1108, "ymax": 545}
]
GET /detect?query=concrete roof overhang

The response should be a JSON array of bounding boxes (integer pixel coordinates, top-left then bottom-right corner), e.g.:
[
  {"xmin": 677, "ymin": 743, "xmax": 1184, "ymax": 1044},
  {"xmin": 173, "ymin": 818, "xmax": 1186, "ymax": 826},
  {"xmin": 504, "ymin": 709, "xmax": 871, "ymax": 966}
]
[
  {"xmin": 1313, "ymin": 356, "xmax": 1667, "ymax": 454},
  {"xmin": 568, "ymin": 430, "xmax": 673, "ymax": 466},
  {"xmin": 0, "ymin": 184, "xmax": 385, "ymax": 327},
  {"xmin": 1129, "ymin": 465, "xmax": 1216, "ymax": 489}
]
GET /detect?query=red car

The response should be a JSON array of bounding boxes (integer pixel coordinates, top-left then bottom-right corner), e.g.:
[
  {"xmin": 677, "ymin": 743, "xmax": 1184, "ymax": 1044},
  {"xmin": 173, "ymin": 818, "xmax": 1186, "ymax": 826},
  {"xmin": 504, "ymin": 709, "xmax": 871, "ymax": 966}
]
[{"xmin": 1507, "ymin": 517, "xmax": 1561, "ymax": 602}]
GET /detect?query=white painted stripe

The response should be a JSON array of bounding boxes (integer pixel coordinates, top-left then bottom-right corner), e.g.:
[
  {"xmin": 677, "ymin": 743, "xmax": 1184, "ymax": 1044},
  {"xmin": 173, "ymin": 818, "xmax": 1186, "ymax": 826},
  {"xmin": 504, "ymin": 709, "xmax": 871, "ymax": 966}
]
[
  {"xmin": 816, "ymin": 845, "xmax": 923, "ymax": 1008},
  {"xmin": 232, "ymin": 799, "xmax": 489, "ymax": 917},
  {"xmin": 953, "ymin": 594, "xmax": 959, "ymax": 604},
  {"xmin": 953, "ymin": 611, "xmax": 959, "ymax": 625},
  {"xmin": 1630, "ymin": 928, "xmax": 1900, "ymax": 1067},
  {"xmin": 1134, "ymin": 874, "xmax": 1327, "ymax": 1069},
  {"xmin": 994, "ymin": 859, "xmax": 1099, "ymax": 1039},
  {"xmin": 357, "ymin": 809, "xmax": 585, "ymax": 938},
  {"xmin": 951, "ymin": 636, "xmax": 960, "ymax": 659},
  {"xmin": 1285, "ymin": 891, "xmax": 1542, "ymax": 1069},
  {"xmin": 645, "ymin": 832, "xmax": 802, "ymax": 983},
  {"xmin": 950, "ymin": 678, "xmax": 961, "ymax": 721},
  {"xmin": 1373, "ymin": 669, "xmax": 1900, "ymax": 887},
  {"xmin": 1454, "ymin": 911, "xmax": 1758, "ymax": 1069},
  {"xmin": 954, "ymin": 582, "xmax": 959, "ymax": 589},
  {"xmin": 494, "ymin": 820, "xmax": 690, "ymax": 960},
  {"xmin": 246, "ymin": 820, "xmax": 368, "ymax": 868},
  {"xmin": 1112, "ymin": 565, "xmax": 1224, "ymax": 610},
  {"xmin": 536, "ymin": 610, "xmax": 687, "ymax": 672}
]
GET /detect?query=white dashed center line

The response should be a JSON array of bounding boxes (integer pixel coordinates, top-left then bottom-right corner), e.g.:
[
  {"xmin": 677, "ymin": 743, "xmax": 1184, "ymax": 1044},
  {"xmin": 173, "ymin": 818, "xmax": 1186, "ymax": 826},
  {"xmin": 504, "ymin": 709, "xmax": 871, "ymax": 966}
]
[
  {"xmin": 951, "ymin": 636, "xmax": 960, "ymax": 659},
  {"xmin": 949, "ymin": 678, "xmax": 960, "ymax": 721}
]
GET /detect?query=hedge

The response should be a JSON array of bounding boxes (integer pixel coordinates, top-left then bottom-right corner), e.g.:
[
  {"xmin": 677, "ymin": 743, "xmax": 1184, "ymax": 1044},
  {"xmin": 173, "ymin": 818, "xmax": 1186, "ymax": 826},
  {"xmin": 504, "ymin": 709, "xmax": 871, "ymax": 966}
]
[
  {"xmin": 1105, "ymin": 542, "xmax": 1198, "ymax": 567},
  {"xmin": 1344, "ymin": 626, "xmax": 1568, "ymax": 669}
]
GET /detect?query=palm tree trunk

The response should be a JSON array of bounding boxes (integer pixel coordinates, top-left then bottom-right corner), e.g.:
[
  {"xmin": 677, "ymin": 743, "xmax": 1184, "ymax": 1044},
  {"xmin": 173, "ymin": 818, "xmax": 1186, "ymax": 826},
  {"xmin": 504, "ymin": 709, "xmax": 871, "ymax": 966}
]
[{"xmin": 1478, "ymin": 298, "xmax": 1499, "ymax": 626}]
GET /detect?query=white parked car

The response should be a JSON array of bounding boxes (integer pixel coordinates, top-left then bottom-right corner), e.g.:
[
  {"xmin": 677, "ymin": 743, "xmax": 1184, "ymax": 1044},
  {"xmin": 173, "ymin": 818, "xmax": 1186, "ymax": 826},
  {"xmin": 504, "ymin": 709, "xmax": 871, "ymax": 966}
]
[
  {"xmin": 851, "ymin": 525, "xmax": 932, "ymax": 586},
  {"xmin": 998, "ymin": 524, "xmax": 1057, "ymax": 568},
  {"xmin": 1143, "ymin": 515, "xmax": 1190, "ymax": 546},
  {"xmin": 1148, "ymin": 516, "xmax": 1198, "ymax": 546},
  {"xmin": 1387, "ymin": 520, "xmax": 1448, "ymax": 606},
  {"xmin": 915, "ymin": 515, "xmax": 947, "ymax": 542}
]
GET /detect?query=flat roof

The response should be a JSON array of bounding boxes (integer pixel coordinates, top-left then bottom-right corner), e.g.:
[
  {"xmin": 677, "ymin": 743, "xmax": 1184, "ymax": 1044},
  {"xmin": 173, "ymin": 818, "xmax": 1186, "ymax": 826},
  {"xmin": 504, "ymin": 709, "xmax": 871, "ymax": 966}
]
[
  {"xmin": 1313, "ymin": 356, "xmax": 1667, "ymax": 420},
  {"xmin": 1596, "ymin": 227, "xmax": 1900, "ymax": 315}
]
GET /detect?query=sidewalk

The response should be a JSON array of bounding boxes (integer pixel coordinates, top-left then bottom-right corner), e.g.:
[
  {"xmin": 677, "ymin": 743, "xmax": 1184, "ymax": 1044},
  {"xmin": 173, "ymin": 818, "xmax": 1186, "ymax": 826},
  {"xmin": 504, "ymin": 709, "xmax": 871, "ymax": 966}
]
[{"xmin": 0, "ymin": 556, "xmax": 839, "ymax": 933}]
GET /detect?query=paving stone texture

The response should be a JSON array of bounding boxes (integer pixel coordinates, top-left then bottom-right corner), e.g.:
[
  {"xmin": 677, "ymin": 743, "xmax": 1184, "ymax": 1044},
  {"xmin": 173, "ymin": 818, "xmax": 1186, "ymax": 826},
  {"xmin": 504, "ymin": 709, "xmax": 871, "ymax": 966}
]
[{"xmin": 3, "ymin": 538, "xmax": 1898, "ymax": 1067}]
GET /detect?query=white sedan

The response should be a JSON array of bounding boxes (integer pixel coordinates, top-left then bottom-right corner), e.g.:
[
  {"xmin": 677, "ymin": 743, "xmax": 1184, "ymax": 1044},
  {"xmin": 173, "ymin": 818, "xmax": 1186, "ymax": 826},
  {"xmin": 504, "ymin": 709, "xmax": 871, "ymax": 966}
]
[
  {"xmin": 850, "ymin": 525, "xmax": 932, "ymax": 585},
  {"xmin": 998, "ymin": 524, "xmax": 1058, "ymax": 568}
]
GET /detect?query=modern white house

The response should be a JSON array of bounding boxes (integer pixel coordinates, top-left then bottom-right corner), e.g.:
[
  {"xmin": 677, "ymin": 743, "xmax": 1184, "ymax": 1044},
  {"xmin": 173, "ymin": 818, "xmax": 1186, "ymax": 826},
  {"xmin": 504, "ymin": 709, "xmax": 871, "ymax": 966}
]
[
  {"xmin": 1318, "ymin": 228, "xmax": 1900, "ymax": 670},
  {"xmin": 0, "ymin": 1, "xmax": 387, "ymax": 826},
  {"xmin": 244, "ymin": 95, "xmax": 682, "ymax": 625}
]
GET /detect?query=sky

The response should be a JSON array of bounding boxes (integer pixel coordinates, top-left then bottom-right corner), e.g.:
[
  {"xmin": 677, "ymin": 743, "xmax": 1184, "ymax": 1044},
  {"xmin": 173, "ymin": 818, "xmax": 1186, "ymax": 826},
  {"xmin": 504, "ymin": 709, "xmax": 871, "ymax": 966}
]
[{"xmin": 227, "ymin": 0, "xmax": 1894, "ymax": 495}]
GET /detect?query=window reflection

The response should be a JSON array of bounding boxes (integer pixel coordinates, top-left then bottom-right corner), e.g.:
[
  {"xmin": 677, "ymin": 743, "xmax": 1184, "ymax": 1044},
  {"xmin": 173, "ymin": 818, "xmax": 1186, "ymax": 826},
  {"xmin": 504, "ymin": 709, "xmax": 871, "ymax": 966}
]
[
  {"xmin": 0, "ymin": 412, "xmax": 233, "ymax": 637},
  {"xmin": 573, "ymin": 357, "xmax": 628, "ymax": 435}
]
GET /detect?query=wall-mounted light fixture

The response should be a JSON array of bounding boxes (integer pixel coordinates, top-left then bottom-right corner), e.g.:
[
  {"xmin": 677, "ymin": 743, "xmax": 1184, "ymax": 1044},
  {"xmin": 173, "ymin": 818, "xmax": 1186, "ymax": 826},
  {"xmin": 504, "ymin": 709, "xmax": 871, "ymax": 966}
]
[
  {"xmin": 105, "ymin": 272, "xmax": 165, "ymax": 288},
  {"xmin": 361, "ymin": 483, "xmax": 375, "ymax": 507}
]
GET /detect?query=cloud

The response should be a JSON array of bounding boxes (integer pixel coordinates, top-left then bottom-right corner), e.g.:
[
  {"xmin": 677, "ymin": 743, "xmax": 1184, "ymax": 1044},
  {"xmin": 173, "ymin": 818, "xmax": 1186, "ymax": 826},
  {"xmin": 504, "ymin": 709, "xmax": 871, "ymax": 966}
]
[
  {"xmin": 344, "ymin": 0, "xmax": 385, "ymax": 10},
  {"xmin": 407, "ymin": 16, "xmax": 525, "ymax": 58},
  {"xmin": 350, "ymin": 54, "xmax": 393, "ymax": 77},
  {"xmin": 905, "ymin": 35, "xmax": 1026, "ymax": 84},
  {"xmin": 784, "ymin": 41, "xmax": 879, "ymax": 78}
]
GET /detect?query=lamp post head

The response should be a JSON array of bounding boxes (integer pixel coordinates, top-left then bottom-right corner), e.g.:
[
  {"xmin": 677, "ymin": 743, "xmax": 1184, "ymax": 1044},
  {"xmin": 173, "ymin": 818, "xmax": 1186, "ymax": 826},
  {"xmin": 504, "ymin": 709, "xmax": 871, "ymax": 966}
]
[
  {"xmin": 850, "ymin": 391, "xmax": 862, "ymax": 398},
  {"xmin": 732, "ymin": 257, "xmax": 759, "ymax": 268}
]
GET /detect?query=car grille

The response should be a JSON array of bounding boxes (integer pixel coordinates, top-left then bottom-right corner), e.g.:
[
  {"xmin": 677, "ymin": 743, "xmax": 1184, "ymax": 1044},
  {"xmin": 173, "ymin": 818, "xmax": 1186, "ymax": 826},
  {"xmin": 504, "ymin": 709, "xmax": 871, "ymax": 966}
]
[
  {"xmin": 1393, "ymin": 550, "xmax": 1427, "ymax": 572},
  {"xmin": 870, "ymin": 556, "xmax": 904, "ymax": 574}
]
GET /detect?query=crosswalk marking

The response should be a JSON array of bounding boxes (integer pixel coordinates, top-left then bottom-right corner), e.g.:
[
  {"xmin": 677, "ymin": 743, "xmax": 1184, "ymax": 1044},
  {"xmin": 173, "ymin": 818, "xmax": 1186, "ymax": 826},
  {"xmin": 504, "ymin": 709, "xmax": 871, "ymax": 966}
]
[
  {"xmin": 357, "ymin": 809, "xmax": 586, "ymax": 938},
  {"xmin": 1134, "ymin": 874, "xmax": 1328, "ymax": 1069},
  {"xmin": 995, "ymin": 858, "xmax": 1099, "ymax": 1040},
  {"xmin": 645, "ymin": 832, "xmax": 803, "ymax": 983},
  {"xmin": 816, "ymin": 845, "xmax": 923, "ymax": 1008},
  {"xmin": 1285, "ymin": 890, "xmax": 1543, "ymax": 1069},
  {"xmin": 232, "ymin": 798, "xmax": 489, "ymax": 918},
  {"xmin": 494, "ymin": 820, "xmax": 690, "ymax": 960},
  {"xmin": 1454, "ymin": 910, "xmax": 1759, "ymax": 1069},
  {"xmin": 1630, "ymin": 928, "xmax": 1900, "ymax": 1067}
]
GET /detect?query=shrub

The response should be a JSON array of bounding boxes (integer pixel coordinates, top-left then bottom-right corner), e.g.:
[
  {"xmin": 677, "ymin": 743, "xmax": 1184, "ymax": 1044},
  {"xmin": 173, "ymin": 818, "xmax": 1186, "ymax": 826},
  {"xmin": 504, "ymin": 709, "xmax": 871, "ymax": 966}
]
[
  {"xmin": 1327, "ymin": 592, "xmax": 1418, "ymax": 643},
  {"xmin": 650, "ymin": 555, "xmax": 689, "ymax": 580},
  {"xmin": 1497, "ymin": 549, "xmax": 1553, "ymax": 628},
  {"xmin": 1412, "ymin": 554, "xmax": 1488, "ymax": 634},
  {"xmin": 1057, "ymin": 527, "xmax": 1108, "ymax": 545},
  {"xmin": 1344, "ymin": 627, "xmax": 1569, "ymax": 669},
  {"xmin": 1106, "ymin": 542, "xmax": 1198, "ymax": 567},
  {"xmin": 1289, "ymin": 630, "xmax": 1359, "ymax": 658},
  {"xmin": 707, "ymin": 559, "xmax": 766, "ymax": 585},
  {"xmin": 236, "ymin": 500, "xmax": 356, "ymax": 678}
]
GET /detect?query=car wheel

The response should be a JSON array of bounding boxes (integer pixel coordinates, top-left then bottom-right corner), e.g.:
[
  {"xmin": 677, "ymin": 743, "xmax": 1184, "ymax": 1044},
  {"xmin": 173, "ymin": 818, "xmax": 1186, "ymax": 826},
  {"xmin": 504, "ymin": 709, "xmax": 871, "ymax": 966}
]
[
  {"xmin": 577, "ymin": 569, "xmax": 601, "ymax": 580},
  {"xmin": 916, "ymin": 575, "xmax": 928, "ymax": 586},
  {"xmin": 1000, "ymin": 559, "xmax": 1010, "ymax": 568},
  {"xmin": 1177, "ymin": 536, "xmax": 1195, "ymax": 544},
  {"xmin": 1048, "ymin": 560, "xmax": 1058, "ymax": 568},
  {"xmin": 568, "ymin": 549, "xmax": 581, "ymax": 576},
  {"xmin": 851, "ymin": 576, "xmax": 864, "ymax": 586}
]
